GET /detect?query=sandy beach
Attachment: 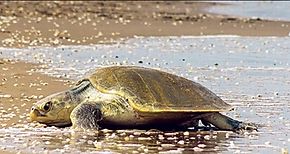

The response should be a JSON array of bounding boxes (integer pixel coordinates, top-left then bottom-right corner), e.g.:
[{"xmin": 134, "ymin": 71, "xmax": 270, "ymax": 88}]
[
  {"xmin": 1, "ymin": 1, "xmax": 290, "ymax": 121},
  {"xmin": 1, "ymin": 1, "xmax": 290, "ymax": 153},
  {"xmin": 1, "ymin": 1, "xmax": 290, "ymax": 124},
  {"xmin": 1, "ymin": 1, "xmax": 290, "ymax": 48}
]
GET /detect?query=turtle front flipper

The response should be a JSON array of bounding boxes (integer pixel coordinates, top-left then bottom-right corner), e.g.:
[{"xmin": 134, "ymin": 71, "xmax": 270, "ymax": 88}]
[
  {"xmin": 202, "ymin": 112, "xmax": 258, "ymax": 132},
  {"xmin": 70, "ymin": 102, "xmax": 102, "ymax": 130}
]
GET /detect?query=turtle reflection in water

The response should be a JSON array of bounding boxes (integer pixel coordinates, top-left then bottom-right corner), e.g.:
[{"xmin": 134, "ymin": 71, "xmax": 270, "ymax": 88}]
[{"xmin": 30, "ymin": 66, "xmax": 257, "ymax": 132}]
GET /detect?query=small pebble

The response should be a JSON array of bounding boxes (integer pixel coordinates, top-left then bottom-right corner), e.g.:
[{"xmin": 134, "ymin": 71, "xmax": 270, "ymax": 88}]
[
  {"xmin": 193, "ymin": 147, "xmax": 203, "ymax": 152},
  {"xmin": 164, "ymin": 132, "xmax": 178, "ymax": 136},
  {"xmin": 265, "ymin": 141, "xmax": 271, "ymax": 145},
  {"xmin": 124, "ymin": 136, "xmax": 130, "ymax": 141},
  {"xmin": 143, "ymin": 148, "xmax": 149, "ymax": 153},
  {"xmin": 177, "ymin": 140, "xmax": 185, "ymax": 145},
  {"xmin": 167, "ymin": 137, "xmax": 178, "ymax": 140},
  {"xmin": 158, "ymin": 135, "xmax": 165, "ymax": 140},
  {"xmin": 279, "ymin": 117, "xmax": 284, "ymax": 120},
  {"xmin": 198, "ymin": 144, "xmax": 206, "ymax": 148},
  {"xmin": 45, "ymin": 141, "xmax": 51, "ymax": 145},
  {"xmin": 225, "ymin": 132, "xmax": 230, "ymax": 138},
  {"xmin": 133, "ymin": 132, "xmax": 142, "ymax": 136},
  {"xmin": 161, "ymin": 144, "xmax": 175, "ymax": 147},
  {"xmin": 137, "ymin": 137, "xmax": 151, "ymax": 141},
  {"xmin": 204, "ymin": 135, "xmax": 211, "ymax": 140},
  {"xmin": 87, "ymin": 140, "xmax": 93, "ymax": 145}
]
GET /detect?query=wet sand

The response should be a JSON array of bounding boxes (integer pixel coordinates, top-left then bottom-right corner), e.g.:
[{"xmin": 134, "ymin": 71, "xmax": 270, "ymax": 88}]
[
  {"xmin": 1, "ymin": 1, "xmax": 290, "ymax": 127},
  {"xmin": 1, "ymin": 36, "xmax": 290, "ymax": 153},
  {"xmin": 0, "ymin": 59, "xmax": 73, "ymax": 153},
  {"xmin": 0, "ymin": 59, "xmax": 72, "ymax": 126}
]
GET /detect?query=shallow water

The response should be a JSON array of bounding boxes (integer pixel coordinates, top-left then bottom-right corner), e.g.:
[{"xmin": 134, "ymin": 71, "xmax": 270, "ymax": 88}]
[
  {"xmin": 207, "ymin": 2, "xmax": 290, "ymax": 22},
  {"xmin": 0, "ymin": 36, "xmax": 290, "ymax": 153}
]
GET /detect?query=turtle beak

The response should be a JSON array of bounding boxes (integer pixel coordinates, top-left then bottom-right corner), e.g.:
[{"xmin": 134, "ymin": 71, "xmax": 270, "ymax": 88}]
[{"xmin": 30, "ymin": 106, "xmax": 46, "ymax": 121}]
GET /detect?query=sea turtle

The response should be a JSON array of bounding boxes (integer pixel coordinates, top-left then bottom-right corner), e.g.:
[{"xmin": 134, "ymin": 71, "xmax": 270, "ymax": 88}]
[{"xmin": 30, "ymin": 66, "xmax": 257, "ymax": 131}]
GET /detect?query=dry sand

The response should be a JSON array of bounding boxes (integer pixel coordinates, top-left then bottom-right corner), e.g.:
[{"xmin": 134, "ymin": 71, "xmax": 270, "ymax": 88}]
[
  {"xmin": 0, "ymin": 1, "xmax": 290, "ymax": 133},
  {"xmin": 1, "ymin": 2, "xmax": 290, "ymax": 47}
]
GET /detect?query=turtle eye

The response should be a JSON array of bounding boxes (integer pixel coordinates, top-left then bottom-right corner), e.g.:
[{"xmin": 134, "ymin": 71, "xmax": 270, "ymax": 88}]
[{"xmin": 43, "ymin": 101, "xmax": 52, "ymax": 111}]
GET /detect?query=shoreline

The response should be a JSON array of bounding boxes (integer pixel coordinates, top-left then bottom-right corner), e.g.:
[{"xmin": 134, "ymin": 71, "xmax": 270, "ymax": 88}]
[
  {"xmin": 0, "ymin": 0, "xmax": 289, "ymax": 130},
  {"xmin": 0, "ymin": 2, "xmax": 289, "ymax": 153}
]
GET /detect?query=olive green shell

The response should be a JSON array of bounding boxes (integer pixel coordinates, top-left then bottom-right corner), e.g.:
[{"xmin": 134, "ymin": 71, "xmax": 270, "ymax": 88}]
[{"xmin": 86, "ymin": 66, "xmax": 232, "ymax": 113}]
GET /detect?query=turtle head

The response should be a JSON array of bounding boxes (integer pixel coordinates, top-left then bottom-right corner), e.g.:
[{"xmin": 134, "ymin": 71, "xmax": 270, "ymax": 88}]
[{"xmin": 30, "ymin": 91, "xmax": 77, "ymax": 127}]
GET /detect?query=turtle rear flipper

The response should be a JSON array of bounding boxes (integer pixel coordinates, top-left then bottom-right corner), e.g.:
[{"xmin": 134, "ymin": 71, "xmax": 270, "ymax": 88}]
[
  {"xmin": 202, "ymin": 112, "xmax": 258, "ymax": 131},
  {"xmin": 70, "ymin": 102, "xmax": 102, "ymax": 130}
]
